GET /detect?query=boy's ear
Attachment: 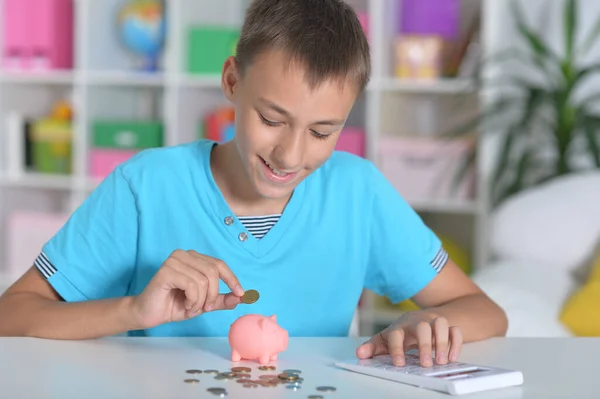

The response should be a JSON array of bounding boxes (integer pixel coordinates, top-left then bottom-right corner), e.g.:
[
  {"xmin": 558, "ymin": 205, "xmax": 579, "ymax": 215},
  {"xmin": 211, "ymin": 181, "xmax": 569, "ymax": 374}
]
[{"xmin": 221, "ymin": 56, "xmax": 239, "ymax": 102}]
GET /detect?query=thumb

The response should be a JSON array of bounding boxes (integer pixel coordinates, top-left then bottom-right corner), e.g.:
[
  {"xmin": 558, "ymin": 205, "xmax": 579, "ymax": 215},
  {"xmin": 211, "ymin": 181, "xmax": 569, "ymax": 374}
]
[
  {"xmin": 213, "ymin": 292, "xmax": 241, "ymax": 310},
  {"xmin": 356, "ymin": 332, "xmax": 386, "ymax": 359}
]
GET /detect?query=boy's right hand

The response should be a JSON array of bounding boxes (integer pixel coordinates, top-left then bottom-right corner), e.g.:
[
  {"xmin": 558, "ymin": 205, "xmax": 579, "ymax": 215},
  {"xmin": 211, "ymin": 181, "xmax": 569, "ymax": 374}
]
[{"xmin": 130, "ymin": 250, "xmax": 245, "ymax": 329}]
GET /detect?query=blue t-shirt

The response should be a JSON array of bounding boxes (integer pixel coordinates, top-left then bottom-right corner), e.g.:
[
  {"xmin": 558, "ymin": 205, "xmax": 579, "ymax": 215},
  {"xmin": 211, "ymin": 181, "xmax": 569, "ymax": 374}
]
[{"xmin": 35, "ymin": 139, "xmax": 447, "ymax": 337}]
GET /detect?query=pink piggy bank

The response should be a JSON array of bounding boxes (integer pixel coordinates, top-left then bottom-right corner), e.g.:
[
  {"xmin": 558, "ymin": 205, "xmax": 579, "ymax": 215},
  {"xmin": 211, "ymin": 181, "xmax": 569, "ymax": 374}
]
[{"xmin": 228, "ymin": 314, "xmax": 289, "ymax": 364}]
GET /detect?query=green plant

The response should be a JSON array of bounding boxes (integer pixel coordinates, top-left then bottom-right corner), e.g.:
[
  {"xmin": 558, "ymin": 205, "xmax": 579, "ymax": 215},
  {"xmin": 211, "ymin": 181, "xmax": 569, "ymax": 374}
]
[{"xmin": 451, "ymin": 0, "xmax": 600, "ymax": 206}]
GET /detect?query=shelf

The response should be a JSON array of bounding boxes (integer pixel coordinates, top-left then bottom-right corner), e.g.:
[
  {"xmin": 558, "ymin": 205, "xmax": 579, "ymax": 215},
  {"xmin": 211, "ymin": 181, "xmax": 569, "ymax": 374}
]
[
  {"xmin": 371, "ymin": 77, "xmax": 477, "ymax": 94},
  {"xmin": 86, "ymin": 71, "xmax": 165, "ymax": 87},
  {"xmin": 410, "ymin": 199, "xmax": 482, "ymax": 215},
  {"xmin": 178, "ymin": 74, "xmax": 223, "ymax": 88},
  {"xmin": 0, "ymin": 173, "xmax": 75, "ymax": 190},
  {"xmin": 0, "ymin": 70, "xmax": 75, "ymax": 85}
]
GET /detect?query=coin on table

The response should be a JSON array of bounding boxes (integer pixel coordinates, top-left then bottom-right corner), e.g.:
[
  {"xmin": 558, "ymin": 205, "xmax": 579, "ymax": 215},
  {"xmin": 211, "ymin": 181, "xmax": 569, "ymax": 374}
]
[
  {"xmin": 186, "ymin": 369, "xmax": 203, "ymax": 374},
  {"xmin": 241, "ymin": 289, "xmax": 259, "ymax": 304},
  {"xmin": 278, "ymin": 372, "xmax": 300, "ymax": 381},
  {"xmin": 258, "ymin": 365, "xmax": 276, "ymax": 371},
  {"xmin": 316, "ymin": 386, "xmax": 337, "ymax": 392},
  {"xmin": 282, "ymin": 369, "xmax": 302, "ymax": 374},
  {"xmin": 308, "ymin": 396, "xmax": 324, "ymax": 399},
  {"xmin": 231, "ymin": 366, "xmax": 251, "ymax": 373},
  {"xmin": 184, "ymin": 378, "xmax": 200, "ymax": 384},
  {"xmin": 203, "ymin": 369, "xmax": 219, "ymax": 374}
]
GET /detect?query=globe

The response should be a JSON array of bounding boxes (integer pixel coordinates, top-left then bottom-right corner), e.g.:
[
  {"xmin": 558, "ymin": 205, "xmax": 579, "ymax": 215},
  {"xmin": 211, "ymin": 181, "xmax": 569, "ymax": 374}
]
[{"xmin": 117, "ymin": 0, "xmax": 166, "ymax": 72}]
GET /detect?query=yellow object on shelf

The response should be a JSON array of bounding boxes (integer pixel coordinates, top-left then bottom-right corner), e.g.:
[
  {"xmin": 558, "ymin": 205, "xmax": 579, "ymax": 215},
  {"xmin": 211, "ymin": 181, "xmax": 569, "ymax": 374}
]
[{"xmin": 30, "ymin": 119, "xmax": 72, "ymax": 175}]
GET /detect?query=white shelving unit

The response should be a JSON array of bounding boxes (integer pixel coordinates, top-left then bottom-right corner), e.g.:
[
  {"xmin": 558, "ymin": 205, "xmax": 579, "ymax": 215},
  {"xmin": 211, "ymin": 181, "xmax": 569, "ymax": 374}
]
[{"xmin": 0, "ymin": 0, "xmax": 492, "ymax": 336}]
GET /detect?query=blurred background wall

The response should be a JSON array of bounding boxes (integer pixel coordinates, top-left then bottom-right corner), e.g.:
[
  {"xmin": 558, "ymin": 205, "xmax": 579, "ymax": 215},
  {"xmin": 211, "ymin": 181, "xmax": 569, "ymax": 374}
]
[{"xmin": 0, "ymin": 0, "xmax": 599, "ymax": 338}]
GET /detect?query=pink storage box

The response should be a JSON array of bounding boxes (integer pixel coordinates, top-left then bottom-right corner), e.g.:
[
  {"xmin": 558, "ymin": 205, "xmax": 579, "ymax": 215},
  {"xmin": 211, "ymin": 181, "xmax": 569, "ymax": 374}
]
[
  {"xmin": 378, "ymin": 137, "xmax": 475, "ymax": 202},
  {"xmin": 3, "ymin": 0, "xmax": 74, "ymax": 70},
  {"xmin": 336, "ymin": 127, "xmax": 365, "ymax": 157},
  {"xmin": 5, "ymin": 211, "xmax": 69, "ymax": 277},
  {"xmin": 357, "ymin": 11, "xmax": 369, "ymax": 41},
  {"xmin": 90, "ymin": 149, "xmax": 138, "ymax": 180}
]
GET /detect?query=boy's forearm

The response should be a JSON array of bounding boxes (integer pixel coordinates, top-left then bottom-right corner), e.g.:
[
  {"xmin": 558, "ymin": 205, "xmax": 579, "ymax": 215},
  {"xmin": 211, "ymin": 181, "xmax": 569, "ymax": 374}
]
[
  {"xmin": 0, "ymin": 292, "xmax": 138, "ymax": 339},
  {"xmin": 419, "ymin": 293, "xmax": 508, "ymax": 342}
]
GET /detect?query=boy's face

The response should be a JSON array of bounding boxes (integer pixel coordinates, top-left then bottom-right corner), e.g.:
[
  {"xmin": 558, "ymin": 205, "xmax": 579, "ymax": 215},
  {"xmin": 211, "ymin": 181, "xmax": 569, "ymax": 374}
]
[{"xmin": 221, "ymin": 50, "xmax": 359, "ymax": 201}]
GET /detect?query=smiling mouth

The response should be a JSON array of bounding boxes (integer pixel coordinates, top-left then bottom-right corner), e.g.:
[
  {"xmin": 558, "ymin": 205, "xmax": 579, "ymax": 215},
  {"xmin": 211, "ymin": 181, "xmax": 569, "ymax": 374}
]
[{"xmin": 259, "ymin": 156, "xmax": 298, "ymax": 183}]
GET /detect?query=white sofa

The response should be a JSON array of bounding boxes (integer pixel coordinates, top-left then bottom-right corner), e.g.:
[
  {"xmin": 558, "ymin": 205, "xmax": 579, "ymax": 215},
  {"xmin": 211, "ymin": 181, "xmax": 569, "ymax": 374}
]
[{"xmin": 471, "ymin": 171, "xmax": 600, "ymax": 337}]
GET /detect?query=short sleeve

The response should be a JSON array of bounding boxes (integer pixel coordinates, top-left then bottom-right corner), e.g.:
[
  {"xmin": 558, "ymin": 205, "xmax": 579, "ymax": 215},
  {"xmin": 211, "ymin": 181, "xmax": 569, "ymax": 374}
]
[
  {"xmin": 364, "ymin": 163, "xmax": 448, "ymax": 304},
  {"xmin": 34, "ymin": 167, "xmax": 139, "ymax": 302}
]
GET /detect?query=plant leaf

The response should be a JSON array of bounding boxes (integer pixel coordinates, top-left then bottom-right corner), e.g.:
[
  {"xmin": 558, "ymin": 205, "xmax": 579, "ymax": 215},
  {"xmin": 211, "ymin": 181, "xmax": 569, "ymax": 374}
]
[
  {"xmin": 510, "ymin": 0, "xmax": 560, "ymax": 65},
  {"xmin": 580, "ymin": 10, "xmax": 600, "ymax": 54},
  {"xmin": 564, "ymin": 0, "xmax": 577, "ymax": 61},
  {"xmin": 583, "ymin": 117, "xmax": 600, "ymax": 167}
]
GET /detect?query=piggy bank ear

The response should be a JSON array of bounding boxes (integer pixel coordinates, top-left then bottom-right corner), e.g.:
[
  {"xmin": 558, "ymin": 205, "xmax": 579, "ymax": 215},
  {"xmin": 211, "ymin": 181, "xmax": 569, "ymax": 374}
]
[{"xmin": 269, "ymin": 315, "xmax": 277, "ymax": 321}]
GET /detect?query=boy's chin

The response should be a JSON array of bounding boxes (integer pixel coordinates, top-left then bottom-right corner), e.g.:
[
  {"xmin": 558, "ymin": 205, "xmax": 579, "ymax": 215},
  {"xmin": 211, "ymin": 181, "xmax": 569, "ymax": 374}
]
[{"xmin": 253, "ymin": 179, "xmax": 298, "ymax": 201}]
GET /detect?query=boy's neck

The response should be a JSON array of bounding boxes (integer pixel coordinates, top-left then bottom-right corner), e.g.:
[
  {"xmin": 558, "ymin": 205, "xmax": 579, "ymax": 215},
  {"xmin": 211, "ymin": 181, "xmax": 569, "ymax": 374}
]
[{"xmin": 209, "ymin": 141, "xmax": 291, "ymax": 216}]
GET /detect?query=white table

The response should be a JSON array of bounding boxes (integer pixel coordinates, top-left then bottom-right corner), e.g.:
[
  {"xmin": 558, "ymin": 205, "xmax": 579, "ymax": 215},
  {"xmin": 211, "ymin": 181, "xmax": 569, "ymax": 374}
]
[{"xmin": 0, "ymin": 336, "xmax": 597, "ymax": 398}]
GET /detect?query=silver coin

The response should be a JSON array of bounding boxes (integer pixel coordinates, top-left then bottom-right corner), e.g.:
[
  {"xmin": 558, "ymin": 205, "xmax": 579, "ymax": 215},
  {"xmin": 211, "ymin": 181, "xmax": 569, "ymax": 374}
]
[
  {"xmin": 283, "ymin": 369, "xmax": 302, "ymax": 374},
  {"xmin": 186, "ymin": 369, "xmax": 203, "ymax": 374},
  {"xmin": 308, "ymin": 396, "xmax": 324, "ymax": 399},
  {"xmin": 286, "ymin": 384, "xmax": 301, "ymax": 390},
  {"xmin": 204, "ymin": 369, "xmax": 219, "ymax": 374},
  {"xmin": 207, "ymin": 388, "xmax": 226, "ymax": 393},
  {"xmin": 316, "ymin": 386, "xmax": 337, "ymax": 392}
]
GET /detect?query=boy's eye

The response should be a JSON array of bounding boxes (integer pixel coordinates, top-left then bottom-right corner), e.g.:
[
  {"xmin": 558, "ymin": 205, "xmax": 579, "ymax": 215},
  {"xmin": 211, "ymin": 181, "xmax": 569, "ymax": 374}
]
[
  {"xmin": 258, "ymin": 112, "xmax": 281, "ymax": 127},
  {"xmin": 310, "ymin": 130, "xmax": 330, "ymax": 140}
]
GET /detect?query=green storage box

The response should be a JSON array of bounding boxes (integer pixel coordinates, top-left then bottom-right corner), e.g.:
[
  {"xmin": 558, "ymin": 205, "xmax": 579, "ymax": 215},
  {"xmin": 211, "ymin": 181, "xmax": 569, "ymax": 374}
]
[
  {"xmin": 188, "ymin": 26, "xmax": 239, "ymax": 74},
  {"xmin": 92, "ymin": 121, "xmax": 163, "ymax": 150},
  {"xmin": 30, "ymin": 119, "xmax": 72, "ymax": 175}
]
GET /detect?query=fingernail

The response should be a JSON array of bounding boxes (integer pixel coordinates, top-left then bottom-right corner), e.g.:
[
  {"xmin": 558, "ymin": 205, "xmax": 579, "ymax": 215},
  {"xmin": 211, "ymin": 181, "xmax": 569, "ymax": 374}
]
[
  {"xmin": 205, "ymin": 304, "xmax": 213, "ymax": 312},
  {"xmin": 393, "ymin": 356, "xmax": 405, "ymax": 366},
  {"xmin": 437, "ymin": 351, "xmax": 447, "ymax": 363},
  {"xmin": 450, "ymin": 352, "xmax": 458, "ymax": 362},
  {"xmin": 235, "ymin": 285, "xmax": 244, "ymax": 296},
  {"xmin": 422, "ymin": 354, "xmax": 432, "ymax": 366}
]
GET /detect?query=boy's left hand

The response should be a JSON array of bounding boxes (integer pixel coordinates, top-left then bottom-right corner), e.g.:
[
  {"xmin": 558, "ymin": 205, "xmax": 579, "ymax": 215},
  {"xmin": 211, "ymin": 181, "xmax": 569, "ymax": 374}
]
[{"xmin": 356, "ymin": 312, "xmax": 463, "ymax": 367}]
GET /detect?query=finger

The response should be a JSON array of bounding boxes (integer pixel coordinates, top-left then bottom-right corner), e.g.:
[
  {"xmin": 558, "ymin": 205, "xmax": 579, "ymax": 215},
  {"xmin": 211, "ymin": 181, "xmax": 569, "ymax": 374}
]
[
  {"xmin": 432, "ymin": 317, "xmax": 450, "ymax": 364},
  {"xmin": 161, "ymin": 263, "xmax": 199, "ymax": 311},
  {"xmin": 168, "ymin": 256, "xmax": 208, "ymax": 314},
  {"xmin": 195, "ymin": 262, "xmax": 220, "ymax": 312},
  {"xmin": 387, "ymin": 329, "xmax": 406, "ymax": 366},
  {"xmin": 415, "ymin": 321, "xmax": 433, "ymax": 367},
  {"xmin": 213, "ymin": 292, "xmax": 242, "ymax": 310},
  {"xmin": 212, "ymin": 258, "xmax": 244, "ymax": 296},
  {"xmin": 448, "ymin": 326, "xmax": 463, "ymax": 362},
  {"xmin": 188, "ymin": 251, "xmax": 244, "ymax": 297},
  {"xmin": 356, "ymin": 331, "xmax": 387, "ymax": 359}
]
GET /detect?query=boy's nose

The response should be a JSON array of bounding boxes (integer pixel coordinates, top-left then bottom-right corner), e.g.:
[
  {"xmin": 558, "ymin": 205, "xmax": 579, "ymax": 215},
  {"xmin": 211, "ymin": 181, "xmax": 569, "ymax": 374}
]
[{"xmin": 273, "ymin": 132, "xmax": 305, "ymax": 171}]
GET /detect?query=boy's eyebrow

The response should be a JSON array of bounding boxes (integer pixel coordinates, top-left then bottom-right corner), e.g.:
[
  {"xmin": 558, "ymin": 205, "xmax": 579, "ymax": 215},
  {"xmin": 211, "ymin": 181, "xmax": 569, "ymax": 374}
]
[{"xmin": 258, "ymin": 98, "xmax": 345, "ymax": 126}]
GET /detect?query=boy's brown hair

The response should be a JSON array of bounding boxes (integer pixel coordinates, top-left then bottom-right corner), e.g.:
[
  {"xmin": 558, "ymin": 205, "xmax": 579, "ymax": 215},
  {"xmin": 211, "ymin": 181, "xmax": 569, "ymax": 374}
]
[{"xmin": 236, "ymin": 0, "xmax": 371, "ymax": 93}]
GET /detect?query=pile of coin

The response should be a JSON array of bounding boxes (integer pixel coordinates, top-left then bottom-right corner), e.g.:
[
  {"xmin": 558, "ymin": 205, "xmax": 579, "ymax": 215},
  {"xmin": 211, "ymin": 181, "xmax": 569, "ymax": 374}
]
[{"xmin": 184, "ymin": 365, "xmax": 336, "ymax": 397}]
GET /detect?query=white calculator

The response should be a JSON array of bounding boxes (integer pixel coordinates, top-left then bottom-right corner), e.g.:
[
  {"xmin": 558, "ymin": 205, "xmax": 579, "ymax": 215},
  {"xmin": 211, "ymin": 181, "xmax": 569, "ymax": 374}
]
[{"xmin": 334, "ymin": 353, "xmax": 523, "ymax": 396}]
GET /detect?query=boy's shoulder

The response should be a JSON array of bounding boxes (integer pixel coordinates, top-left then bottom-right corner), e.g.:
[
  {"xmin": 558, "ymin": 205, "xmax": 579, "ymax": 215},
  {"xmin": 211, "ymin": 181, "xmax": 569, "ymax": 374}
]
[
  {"xmin": 116, "ymin": 140, "xmax": 210, "ymax": 183},
  {"xmin": 317, "ymin": 150, "xmax": 379, "ymax": 183}
]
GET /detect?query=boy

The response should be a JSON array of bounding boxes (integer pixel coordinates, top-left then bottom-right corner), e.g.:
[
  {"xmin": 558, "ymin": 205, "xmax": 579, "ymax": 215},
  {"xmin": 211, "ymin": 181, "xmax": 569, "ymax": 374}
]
[{"xmin": 0, "ymin": 0, "xmax": 507, "ymax": 368}]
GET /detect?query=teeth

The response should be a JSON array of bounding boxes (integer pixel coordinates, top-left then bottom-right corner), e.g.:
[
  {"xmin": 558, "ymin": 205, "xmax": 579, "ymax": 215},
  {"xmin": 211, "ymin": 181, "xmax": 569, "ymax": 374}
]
[{"xmin": 265, "ymin": 160, "xmax": 288, "ymax": 176}]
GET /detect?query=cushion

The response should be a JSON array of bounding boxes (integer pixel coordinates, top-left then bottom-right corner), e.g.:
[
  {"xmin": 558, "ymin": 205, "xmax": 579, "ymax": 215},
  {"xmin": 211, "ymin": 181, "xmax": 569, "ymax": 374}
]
[
  {"xmin": 490, "ymin": 171, "xmax": 600, "ymax": 274},
  {"xmin": 559, "ymin": 249, "xmax": 600, "ymax": 336}
]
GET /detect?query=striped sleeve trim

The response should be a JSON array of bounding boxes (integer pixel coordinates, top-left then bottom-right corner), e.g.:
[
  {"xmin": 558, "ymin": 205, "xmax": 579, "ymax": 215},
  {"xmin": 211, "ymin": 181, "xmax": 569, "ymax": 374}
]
[
  {"xmin": 34, "ymin": 251, "xmax": 57, "ymax": 279},
  {"xmin": 430, "ymin": 247, "xmax": 449, "ymax": 273}
]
